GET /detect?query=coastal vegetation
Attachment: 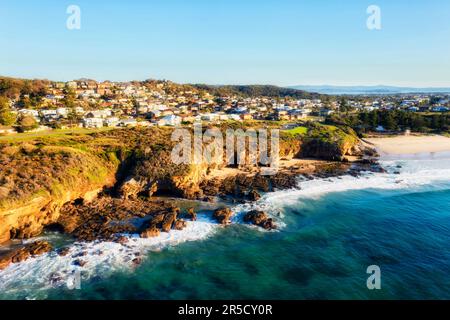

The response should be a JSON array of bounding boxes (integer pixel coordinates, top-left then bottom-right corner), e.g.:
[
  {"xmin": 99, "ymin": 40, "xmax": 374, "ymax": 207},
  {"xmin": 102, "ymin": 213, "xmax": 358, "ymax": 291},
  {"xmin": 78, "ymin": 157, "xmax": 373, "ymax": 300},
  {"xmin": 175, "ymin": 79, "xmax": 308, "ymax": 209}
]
[
  {"xmin": 191, "ymin": 84, "xmax": 323, "ymax": 99},
  {"xmin": 327, "ymin": 110, "xmax": 450, "ymax": 134}
]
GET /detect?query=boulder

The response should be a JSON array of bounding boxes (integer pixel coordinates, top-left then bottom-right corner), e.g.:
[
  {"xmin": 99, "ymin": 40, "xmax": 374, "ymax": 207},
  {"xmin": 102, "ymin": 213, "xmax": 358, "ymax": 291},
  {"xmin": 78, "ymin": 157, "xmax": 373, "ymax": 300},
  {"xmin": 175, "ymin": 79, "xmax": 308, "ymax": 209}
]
[
  {"xmin": 57, "ymin": 247, "xmax": 71, "ymax": 257},
  {"xmin": 213, "ymin": 207, "xmax": 233, "ymax": 225},
  {"xmin": 140, "ymin": 226, "xmax": 160, "ymax": 238},
  {"xmin": 244, "ymin": 210, "xmax": 276, "ymax": 230},
  {"xmin": 248, "ymin": 190, "xmax": 261, "ymax": 201},
  {"xmin": 185, "ymin": 208, "xmax": 197, "ymax": 221},
  {"xmin": 119, "ymin": 177, "xmax": 145, "ymax": 200},
  {"xmin": 161, "ymin": 212, "xmax": 177, "ymax": 232},
  {"xmin": 174, "ymin": 219, "xmax": 187, "ymax": 231},
  {"xmin": 27, "ymin": 241, "xmax": 52, "ymax": 256},
  {"xmin": 73, "ymin": 259, "xmax": 87, "ymax": 267},
  {"xmin": 0, "ymin": 241, "xmax": 53, "ymax": 270},
  {"xmin": 147, "ymin": 182, "xmax": 158, "ymax": 198},
  {"xmin": 150, "ymin": 213, "xmax": 166, "ymax": 226}
]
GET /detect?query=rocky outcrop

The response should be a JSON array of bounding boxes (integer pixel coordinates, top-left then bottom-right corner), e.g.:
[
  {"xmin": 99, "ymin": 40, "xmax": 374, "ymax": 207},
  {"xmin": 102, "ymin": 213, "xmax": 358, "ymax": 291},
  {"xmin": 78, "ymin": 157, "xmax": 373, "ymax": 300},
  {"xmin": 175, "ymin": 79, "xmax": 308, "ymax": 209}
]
[
  {"xmin": 135, "ymin": 207, "xmax": 187, "ymax": 238},
  {"xmin": 118, "ymin": 178, "xmax": 147, "ymax": 200},
  {"xmin": 140, "ymin": 225, "xmax": 160, "ymax": 238},
  {"xmin": 57, "ymin": 197, "xmax": 177, "ymax": 242},
  {"xmin": 0, "ymin": 125, "xmax": 381, "ymax": 266},
  {"xmin": 183, "ymin": 208, "xmax": 197, "ymax": 221},
  {"xmin": 161, "ymin": 211, "xmax": 178, "ymax": 232},
  {"xmin": 174, "ymin": 219, "xmax": 187, "ymax": 230},
  {"xmin": 247, "ymin": 190, "xmax": 261, "ymax": 201},
  {"xmin": 244, "ymin": 210, "xmax": 276, "ymax": 230},
  {"xmin": 200, "ymin": 172, "xmax": 299, "ymax": 200},
  {"xmin": 0, "ymin": 141, "xmax": 118, "ymax": 245},
  {"xmin": 300, "ymin": 125, "xmax": 361, "ymax": 161},
  {"xmin": 213, "ymin": 207, "xmax": 233, "ymax": 225},
  {"xmin": 0, "ymin": 241, "xmax": 52, "ymax": 270},
  {"xmin": 0, "ymin": 186, "xmax": 108, "ymax": 245}
]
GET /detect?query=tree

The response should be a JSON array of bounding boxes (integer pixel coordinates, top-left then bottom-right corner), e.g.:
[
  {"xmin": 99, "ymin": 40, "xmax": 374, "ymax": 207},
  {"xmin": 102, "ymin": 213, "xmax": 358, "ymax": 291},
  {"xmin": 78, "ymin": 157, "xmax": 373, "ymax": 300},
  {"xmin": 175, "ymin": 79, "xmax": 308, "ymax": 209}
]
[
  {"xmin": 411, "ymin": 115, "xmax": 426, "ymax": 132},
  {"xmin": 369, "ymin": 111, "xmax": 379, "ymax": 129},
  {"xmin": 17, "ymin": 115, "xmax": 38, "ymax": 132},
  {"xmin": 0, "ymin": 97, "xmax": 16, "ymax": 126},
  {"xmin": 62, "ymin": 88, "xmax": 76, "ymax": 109},
  {"xmin": 383, "ymin": 112, "xmax": 397, "ymax": 131},
  {"xmin": 17, "ymin": 95, "xmax": 32, "ymax": 109},
  {"xmin": 62, "ymin": 88, "xmax": 79, "ymax": 128},
  {"xmin": 339, "ymin": 97, "xmax": 353, "ymax": 113}
]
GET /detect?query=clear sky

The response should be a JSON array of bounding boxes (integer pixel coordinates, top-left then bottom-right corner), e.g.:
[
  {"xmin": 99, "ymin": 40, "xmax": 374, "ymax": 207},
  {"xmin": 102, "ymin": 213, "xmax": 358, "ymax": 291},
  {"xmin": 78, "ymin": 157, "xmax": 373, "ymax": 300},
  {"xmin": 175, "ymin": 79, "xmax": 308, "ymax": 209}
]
[{"xmin": 1, "ymin": 0, "xmax": 450, "ymax": 87}]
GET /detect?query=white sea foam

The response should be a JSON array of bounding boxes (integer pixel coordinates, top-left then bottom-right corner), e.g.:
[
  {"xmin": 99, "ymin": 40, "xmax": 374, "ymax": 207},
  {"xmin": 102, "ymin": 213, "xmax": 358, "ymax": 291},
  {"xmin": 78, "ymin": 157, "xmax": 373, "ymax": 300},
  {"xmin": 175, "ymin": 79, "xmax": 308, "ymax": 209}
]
[
  {"xmin": 232, "ymin": 156, "xmax": 450, "ymax": 223},
  {"xmin": 0, "ymin": 216, "xmax": 218, "ymax": 299}
]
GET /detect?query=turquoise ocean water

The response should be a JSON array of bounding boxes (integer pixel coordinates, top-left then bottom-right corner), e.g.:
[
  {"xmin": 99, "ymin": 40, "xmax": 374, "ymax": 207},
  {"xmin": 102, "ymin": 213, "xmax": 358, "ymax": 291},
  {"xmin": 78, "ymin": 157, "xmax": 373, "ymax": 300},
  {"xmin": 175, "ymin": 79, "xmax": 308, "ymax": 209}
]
[{"xmin": 1, "ymin": 154, "xmax": 449, "ymax": 300}]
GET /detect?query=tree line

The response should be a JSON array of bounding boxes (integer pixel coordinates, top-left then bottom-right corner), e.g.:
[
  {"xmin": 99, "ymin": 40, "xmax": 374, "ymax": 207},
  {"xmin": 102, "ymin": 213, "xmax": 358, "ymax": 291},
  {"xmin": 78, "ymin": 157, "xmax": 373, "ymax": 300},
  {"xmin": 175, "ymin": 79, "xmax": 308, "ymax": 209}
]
[{"xmin": 327, "ymin": 110, "xmax": 449, "ymax": 134}]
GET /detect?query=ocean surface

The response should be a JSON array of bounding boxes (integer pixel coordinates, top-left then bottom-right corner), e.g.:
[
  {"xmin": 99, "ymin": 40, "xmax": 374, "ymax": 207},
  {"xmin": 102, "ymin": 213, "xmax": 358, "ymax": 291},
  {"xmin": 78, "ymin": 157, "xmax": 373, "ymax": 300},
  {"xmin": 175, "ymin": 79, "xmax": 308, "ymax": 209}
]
[{"xmin": 1, "ymin": 154, "xmax": 449, "ymax": 300}]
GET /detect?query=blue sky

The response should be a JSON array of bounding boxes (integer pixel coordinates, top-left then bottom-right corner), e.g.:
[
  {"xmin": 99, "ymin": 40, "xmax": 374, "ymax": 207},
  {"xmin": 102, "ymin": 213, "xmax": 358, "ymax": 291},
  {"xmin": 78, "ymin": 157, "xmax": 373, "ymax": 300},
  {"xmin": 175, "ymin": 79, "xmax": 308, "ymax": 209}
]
[{"xmin": 1, "ymin": 0, "xmax": 450, "ymax": 86}]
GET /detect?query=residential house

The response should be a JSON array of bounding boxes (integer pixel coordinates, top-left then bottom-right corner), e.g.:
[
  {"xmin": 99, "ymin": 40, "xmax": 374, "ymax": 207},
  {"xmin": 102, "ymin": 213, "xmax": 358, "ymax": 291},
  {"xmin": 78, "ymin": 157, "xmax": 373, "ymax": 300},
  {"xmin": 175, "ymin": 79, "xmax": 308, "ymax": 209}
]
[
  {"xmin": 157, "ymin": 115, "xmax": 182, "ymax": 126},
  {"xmin": 83, "ymin": 118, "xmax": 104, "ymax": 128},
  {"xmin": 119, "ymin": 118, "xmax": 138, "ymax": 127},
  {"xmin": 104, "ymin": 117, "xmax": 120, "ymax": 127}
]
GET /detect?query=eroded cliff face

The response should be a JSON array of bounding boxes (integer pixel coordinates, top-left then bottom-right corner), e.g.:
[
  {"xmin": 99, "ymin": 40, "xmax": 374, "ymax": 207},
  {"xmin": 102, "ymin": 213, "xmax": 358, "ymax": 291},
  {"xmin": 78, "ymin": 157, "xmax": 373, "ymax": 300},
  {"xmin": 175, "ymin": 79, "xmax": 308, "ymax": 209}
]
[
  {"xmin": 0, "ymin": 186, "xmax": 108, "ymax": 244},
  {"xmin": 0, "ymin": 142, "xmax": 117, "ymax": 244},
  {"xmin": 0, "ymin": 125, "xmax": 369, "ymax": 245}
]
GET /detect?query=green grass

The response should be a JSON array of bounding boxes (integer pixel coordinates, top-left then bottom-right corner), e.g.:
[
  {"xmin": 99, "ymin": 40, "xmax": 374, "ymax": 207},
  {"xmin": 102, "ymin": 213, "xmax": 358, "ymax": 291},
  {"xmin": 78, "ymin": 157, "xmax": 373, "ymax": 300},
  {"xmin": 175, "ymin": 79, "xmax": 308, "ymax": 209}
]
[
  {"xmin": 284, "ymin": 126, "xmax": 309, "ymax": 136},
  {"xmin": 0, "ymin": 127, "xmax": 117, "ymax": 143}
]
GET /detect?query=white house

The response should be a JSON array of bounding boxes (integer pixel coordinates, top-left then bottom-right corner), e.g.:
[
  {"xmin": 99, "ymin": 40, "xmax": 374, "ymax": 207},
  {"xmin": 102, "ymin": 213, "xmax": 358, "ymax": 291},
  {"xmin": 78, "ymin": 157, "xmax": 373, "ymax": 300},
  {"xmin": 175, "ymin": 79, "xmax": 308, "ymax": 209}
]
[
  {"xmin": 83, "ymin": 118, "xmax": 104, "ymax": 128},
  {"xmin": 119, "ymin": 118, "xmax": 138, "ymax": 127},
  {"xmin": 56, "ymin": 107, "xmax": 68, "ymax": 117},
  {"xmin": 157, "ymin": 115, "xmax": 182, "ymax": 127},
  {"xmin": 201, "ymin": 113, "xmax": 219, "ymax": 122},
  {"xmin": 104, "ymin": 117, "xmax": 120, "ymax": 127},
  {"xmin": 85, "ymin": 109, "xmax": 112, "ymax": 119},
  {"xmin": 19, "ymin": 109, "xmax": 39, "ymax": 118}
]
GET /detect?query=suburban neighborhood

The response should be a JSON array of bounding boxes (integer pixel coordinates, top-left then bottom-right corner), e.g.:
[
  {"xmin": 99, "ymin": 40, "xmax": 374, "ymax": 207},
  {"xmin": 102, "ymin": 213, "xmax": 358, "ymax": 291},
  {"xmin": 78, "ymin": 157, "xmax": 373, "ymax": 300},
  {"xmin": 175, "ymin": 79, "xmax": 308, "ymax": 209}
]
[{"xmin": 0, "ymin": 78, "xmax": 449, "ymax": 135}]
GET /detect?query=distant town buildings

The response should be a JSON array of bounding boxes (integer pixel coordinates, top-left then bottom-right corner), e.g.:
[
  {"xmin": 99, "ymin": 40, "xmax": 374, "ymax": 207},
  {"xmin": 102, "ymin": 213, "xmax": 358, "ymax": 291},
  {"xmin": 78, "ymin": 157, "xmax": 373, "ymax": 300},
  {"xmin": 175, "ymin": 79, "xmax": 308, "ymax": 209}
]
[{"xmin": 2, "ymin": 79, "xmax": 449, "ymax": 134}]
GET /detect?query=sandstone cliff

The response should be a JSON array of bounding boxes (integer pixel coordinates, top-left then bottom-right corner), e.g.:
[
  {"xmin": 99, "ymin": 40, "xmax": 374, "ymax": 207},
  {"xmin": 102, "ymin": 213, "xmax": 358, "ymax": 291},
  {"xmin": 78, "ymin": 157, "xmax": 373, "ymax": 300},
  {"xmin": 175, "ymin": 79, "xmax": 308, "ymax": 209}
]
[{"xmin": 0, "ymin": 124, "xmax": 369, "ymax": 244}]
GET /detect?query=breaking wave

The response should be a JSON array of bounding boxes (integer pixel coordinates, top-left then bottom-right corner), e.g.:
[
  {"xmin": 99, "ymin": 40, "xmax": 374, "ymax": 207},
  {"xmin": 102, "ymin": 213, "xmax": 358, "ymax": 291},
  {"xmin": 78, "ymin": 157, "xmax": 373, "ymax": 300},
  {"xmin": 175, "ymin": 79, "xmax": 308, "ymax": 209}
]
[{"xmin": 0, "ymin": 216, "xmax": 218, "ymax": 299}]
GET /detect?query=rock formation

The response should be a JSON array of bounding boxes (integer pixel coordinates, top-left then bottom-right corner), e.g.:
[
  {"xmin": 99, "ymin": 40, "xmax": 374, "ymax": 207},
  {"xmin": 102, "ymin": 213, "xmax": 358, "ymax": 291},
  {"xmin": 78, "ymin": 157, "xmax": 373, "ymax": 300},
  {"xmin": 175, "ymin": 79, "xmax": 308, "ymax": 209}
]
[
  {"xmin": 0, "ymin": 241, "xmax": 52, "ymax": 270},
  {"xmin": 244, "ymin": 210, "xmax": 276, "ymax": 230},
  {"xmin": 213, "ymin": 207, "xmax": 233, "ymax": 224}
]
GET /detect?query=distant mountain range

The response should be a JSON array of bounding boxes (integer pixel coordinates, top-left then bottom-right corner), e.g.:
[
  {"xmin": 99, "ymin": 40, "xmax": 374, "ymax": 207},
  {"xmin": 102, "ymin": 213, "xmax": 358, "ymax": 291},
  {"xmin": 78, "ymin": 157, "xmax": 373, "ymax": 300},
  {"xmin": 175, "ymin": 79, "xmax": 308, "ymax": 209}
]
[{"xmin": 289, "ymin": 85, "xmax": 450, "ymax": 95}]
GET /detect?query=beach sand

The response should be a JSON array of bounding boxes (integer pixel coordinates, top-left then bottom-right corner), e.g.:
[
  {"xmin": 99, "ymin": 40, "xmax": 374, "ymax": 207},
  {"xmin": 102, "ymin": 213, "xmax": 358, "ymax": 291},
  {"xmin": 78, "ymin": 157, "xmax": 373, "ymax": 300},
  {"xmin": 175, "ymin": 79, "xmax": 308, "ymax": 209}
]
[{"xmin": 365, "ymin": 135, "xmax": 450, "ymax": 155}]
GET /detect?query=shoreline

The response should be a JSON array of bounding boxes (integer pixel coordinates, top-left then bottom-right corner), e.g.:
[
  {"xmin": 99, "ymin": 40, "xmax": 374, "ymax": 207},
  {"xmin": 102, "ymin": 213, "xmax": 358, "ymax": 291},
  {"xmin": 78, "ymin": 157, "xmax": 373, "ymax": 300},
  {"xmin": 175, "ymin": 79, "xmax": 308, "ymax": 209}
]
[
  {"xmin": 0, "ymin": 158, "xmax": 378, "ymax": 271},
  {"xmin": 2, "ymin": 153, "xmax": 450, "ymax": 296}
]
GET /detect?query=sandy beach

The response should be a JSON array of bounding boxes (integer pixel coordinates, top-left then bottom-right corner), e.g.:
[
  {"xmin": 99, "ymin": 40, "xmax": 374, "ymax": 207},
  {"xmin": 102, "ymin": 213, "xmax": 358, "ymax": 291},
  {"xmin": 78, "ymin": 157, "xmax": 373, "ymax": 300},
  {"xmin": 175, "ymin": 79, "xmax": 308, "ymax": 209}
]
[{"xmin": 365, "ymin": 135, "xmax": 450, "ymax": 155}]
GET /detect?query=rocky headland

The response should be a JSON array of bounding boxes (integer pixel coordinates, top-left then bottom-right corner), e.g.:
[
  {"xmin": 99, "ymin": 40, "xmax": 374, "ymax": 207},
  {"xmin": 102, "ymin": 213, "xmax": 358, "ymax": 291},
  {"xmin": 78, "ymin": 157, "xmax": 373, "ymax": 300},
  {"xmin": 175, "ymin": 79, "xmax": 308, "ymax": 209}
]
[{"xmin": 0, "ymin": 123, "xmax": 381, "ymax": 270}]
